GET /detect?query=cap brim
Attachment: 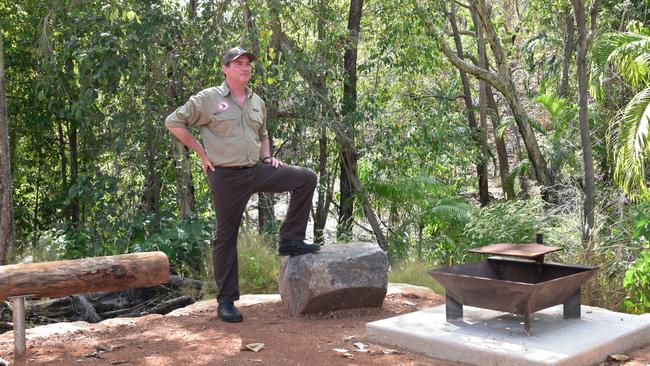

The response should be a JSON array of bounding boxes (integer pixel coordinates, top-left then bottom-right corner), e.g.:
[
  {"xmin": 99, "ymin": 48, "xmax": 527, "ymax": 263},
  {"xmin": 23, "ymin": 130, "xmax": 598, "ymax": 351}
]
[{"xmin": 231, "ymin": 52, "xmax": 256, "ymax": 62}]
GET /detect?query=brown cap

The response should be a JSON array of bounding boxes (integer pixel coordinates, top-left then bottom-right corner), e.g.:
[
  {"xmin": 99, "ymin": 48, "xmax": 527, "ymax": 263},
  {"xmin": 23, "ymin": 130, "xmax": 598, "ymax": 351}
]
[{"xmin": 222, "ymin": 47, "xmax": 256, "ymax": 65}]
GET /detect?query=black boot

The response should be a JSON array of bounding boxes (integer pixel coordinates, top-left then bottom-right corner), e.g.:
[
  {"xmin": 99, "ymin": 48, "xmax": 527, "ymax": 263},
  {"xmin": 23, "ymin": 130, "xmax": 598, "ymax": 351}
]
[
  {"xmin": 278, "ymin": 239, "xmax": 321, "ymax": 256},
  {"xmin": 217, "ymin": 302, "xmax": 243, "ymax": 322}
]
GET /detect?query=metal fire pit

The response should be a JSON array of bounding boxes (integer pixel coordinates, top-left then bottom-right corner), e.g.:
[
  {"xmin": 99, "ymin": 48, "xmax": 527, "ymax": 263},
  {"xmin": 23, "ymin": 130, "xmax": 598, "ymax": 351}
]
[{"xmin": 429, "ymin": 242, "xmax": 597, "ymax": 335}]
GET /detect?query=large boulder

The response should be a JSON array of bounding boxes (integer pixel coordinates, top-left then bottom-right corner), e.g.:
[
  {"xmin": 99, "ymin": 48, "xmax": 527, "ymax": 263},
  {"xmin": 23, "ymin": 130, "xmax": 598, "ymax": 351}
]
[{"xmin": 279, "ymin": 242, "xmax": 388, "ymax": 314}]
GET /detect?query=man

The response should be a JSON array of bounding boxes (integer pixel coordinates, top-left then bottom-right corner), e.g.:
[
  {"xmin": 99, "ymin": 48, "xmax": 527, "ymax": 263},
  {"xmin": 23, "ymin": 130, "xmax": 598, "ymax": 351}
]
[{"xmin": 165, "ymin": 47, "xmax": 320, "ymax": 323}]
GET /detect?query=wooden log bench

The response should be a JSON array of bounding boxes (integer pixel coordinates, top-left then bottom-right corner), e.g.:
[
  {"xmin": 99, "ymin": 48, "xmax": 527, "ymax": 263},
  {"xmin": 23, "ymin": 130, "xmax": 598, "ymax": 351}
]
[{"xmin": 0, "ymin": 251, "xmax": 169, "ymax": 361}]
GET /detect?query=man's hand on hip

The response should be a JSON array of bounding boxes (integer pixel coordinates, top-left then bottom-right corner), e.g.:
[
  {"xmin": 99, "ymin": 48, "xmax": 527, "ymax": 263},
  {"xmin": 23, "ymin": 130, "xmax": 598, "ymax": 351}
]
[
  {"xmin": 263, "ymin": 157, "xmax": 284, "ymax": 168},
  {"xmin": 201, "ymin": 156, "xmax": 215, "ymax": 174}
]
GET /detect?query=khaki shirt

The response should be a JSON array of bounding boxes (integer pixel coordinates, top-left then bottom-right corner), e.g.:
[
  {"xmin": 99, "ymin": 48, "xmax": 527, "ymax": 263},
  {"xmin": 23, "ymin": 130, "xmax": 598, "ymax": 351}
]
[{"xmin": 165, "ymin": 83, "xmax": 268, "ymax": 167}]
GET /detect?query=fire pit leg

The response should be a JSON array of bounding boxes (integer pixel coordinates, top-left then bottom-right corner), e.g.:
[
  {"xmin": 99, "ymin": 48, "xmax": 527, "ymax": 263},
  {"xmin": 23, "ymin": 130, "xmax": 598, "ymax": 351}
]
[
  {"xmin": 524, "ymin": 313, "xmax": 531, "ymax": 336},
  {"xmin": 445, "ymin": 294, "xmax": 463, "ymax": 321},
  {"xmin": 563, "ymin": 288, "xmax": 581, "ymax": 319},
  {"xmin": 11, "ymin": 296, "xmax": 26, "ymax": 361}
]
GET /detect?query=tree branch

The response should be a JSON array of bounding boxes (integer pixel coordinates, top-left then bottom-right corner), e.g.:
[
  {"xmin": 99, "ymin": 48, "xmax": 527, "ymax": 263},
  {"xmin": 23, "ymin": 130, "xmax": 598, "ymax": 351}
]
[
  {"xmin": 454, "ymin": 0, "xmax": 470, "ymax": 9},
  {"xmin": 587, "ymin": 0, "xmax": 598, "ymax": 45},
  {"xmin": 415, "ymin": 6, "xmax": 509, "ymax": 95}
]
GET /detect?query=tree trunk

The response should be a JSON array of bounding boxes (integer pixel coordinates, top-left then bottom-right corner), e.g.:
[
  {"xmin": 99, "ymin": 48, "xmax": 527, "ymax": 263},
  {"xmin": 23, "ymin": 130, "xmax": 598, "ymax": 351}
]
[
  {"xmin": 313, "ymin": 0, "xmax": 333, "ymax": 244},
  {"xmin": 57, "ymin": 120, "xmax": 68, "ymax": 186},
  {"xmin": 189, "ymin": 0, "xmax": 198, "ymax": 19},
  {"xmin": 171, "ymin": 143, "xmax": 196, "ymax": 221},
  {"xmin": 0, "ymin": 31, "xmax": 13, "ymax": 265},
  {"xmin": 417, "ymin": 2, "xmax": 555, "ymax": 200},
  {"xmin": 512, "ymin": 124, "xmax": 530, "ymax": 198},
  {"xmin": 267, "ymin": 0, "xmax": 334, "ymax": 242},
  {"xmin": 471, "ymin": 0, "xmax": 554, "ymax": 195},
  {"xmin": 471, "ymin": 7, "xmax": 491, "ymax": 206},
  {"xmin": 143, "ymin": 120, "xmax": 162, "ymax": 233},
  {"xmin": 267, "ymin": 0, "xmax": 385, "ymax": 247},
  {"xmin": 242, "ymin": 0, "xmax": 277, "ymax": 236},
  {"xmin": 65, "ymin": 58, "xmax": 80, "ymax": 228},
  {"xmin": 485, "ymin": 86, "xmax": 514, "ymax": 199},
  {"xmin": 448, "ymin": 3, "xmax": 488, "ymax": 206},
  {"xmin": 168, "ymin": 0, "xmax": 198, "ymax": 222},
  {"xmin": 559, "ymin": 5, "xmax": 574, "ymax": 98},
  {"xmin": 571, "ymin": 0, "xmax": 596, "ymax": 242},
  {"xmin": 338, "ymin": 0, "xmax": 363, "ymax": 239},
  {"xmin": 167, "ymin": 70, "xmax": 195, "ymax": 222},
  {"xmin": 314, "ymin": 126, "xmax": 333, "ymax": 244}
]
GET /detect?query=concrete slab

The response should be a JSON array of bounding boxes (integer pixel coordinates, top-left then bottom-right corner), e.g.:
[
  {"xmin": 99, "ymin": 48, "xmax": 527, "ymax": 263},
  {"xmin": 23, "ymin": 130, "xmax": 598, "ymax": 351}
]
[{"xmin": 367, "ymin": 304, "xmax": 650, "ymax": 366}]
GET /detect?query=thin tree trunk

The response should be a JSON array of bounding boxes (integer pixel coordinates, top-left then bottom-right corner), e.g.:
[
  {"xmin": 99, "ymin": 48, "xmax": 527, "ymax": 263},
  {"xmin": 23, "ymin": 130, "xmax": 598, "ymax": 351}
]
[
  {"xmin": 242, "ymin": 0, "xmax": 277, "ymax": 235},
  {"xmin": 471, "ymin": 0, "xmax": 554, "ymax": 195},
  {"xmin": 267, "ymin": 0, "xmax": 333, "ymax": 242},
  {"xmin": 338, "ymin": 0, "xmax": 363, "ymax": 239},
  {"xmin": 471, "ymin": 7, "xmax": 491, "ymax": 206},
  {"xmin": 57, "ymin": 120, "xmax": 68, "ymax": 186},
  {"xmin": 65, "ymin": 58, "xmax": 80, "ymax": 227},
  {"xmin": 559, "ymin": 5, "xmax": 574, "ymax": 98},
  {"xmin": 417, "ymin": 2, "xmax": 555, "ymax": 200},
  {"xmin": 512, "ymin": 124, "xmax": 530, "ymax": 198},
  {"xmin": 69, "ymin": 121, "xmax": 79, "ymax": 226},
  {"xmin": 189, "ymin": 0, "xmax": 198, "ymax": 19},
  {"xmin": 314, "ymin": 124, "xmax": 335, "ymax": 244},
  {"xmin": 171, "ymin": 142, "xmax": 196, "ymax": 221},
  {"xmin": 486, "ymin": 85, "xmax": 514, "ymax": 199},
  {"xmin": 144, "ymin": 120, "xmax": 161, "ymax": 233},
  {"xmin": 313, "ymin": 0, "xmax": 333, "ymax": 244},
  {"xmin": 571, "ymin": 0, "xmax": 597, "ymax": 242},
  {"xmin": 448, "ymin": 3, "xmax": 488, "ymax": 206},
  {"xmin": 169, "ymin": 10, "xmax": 196, "ymax": 222},
  {"xmin": 267, "ymin": 0, "xmax": 384, "ymax": 247},
  {"xmin": 0, "ymin": 31, "xmax": 14, "ymax": 265}
]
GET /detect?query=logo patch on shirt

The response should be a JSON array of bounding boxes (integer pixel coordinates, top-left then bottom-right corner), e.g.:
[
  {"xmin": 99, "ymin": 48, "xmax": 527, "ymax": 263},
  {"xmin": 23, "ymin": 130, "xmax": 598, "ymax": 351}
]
[{"xmin": 218, "ymin": 102, "xmax": 229, "ymax": 111}]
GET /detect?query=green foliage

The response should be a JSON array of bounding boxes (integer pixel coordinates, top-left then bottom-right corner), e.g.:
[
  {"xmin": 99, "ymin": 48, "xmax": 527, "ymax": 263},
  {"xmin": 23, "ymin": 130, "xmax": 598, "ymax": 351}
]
[
  {"xmin": 609, "ymin": 86, "xmax": 650, "ymax": 199},
  {"xmin": 591, "ymin": 24, "xmax": 650, "ymax": 99},
  {"xmin": 132, "ymin": 219, "xmax": 211, "ymax": 277},
  {"xmin": 535, "ymin": 91, "xmax": 580, "ymax": 175},
  {"xmin": 624, "ymin": 251, "xmax": 650, "ymax": 313},
  {"xmin": 366, "ymin": 174, "xmax": 471, "ymax": 263},
  {"xmin": 463, "ymin": 198, "xmax": 546, "ymax": 249},
  {"xmin": 632, "ymin": 202, "xmax": 650, "ymax": 240},
  {"xmin": 623, "ymin": 203, "xmax": 650, "ymax": 313},
  {"xmin": 591, "ymin": 23, "xmax": 650, "ymax": 200}
]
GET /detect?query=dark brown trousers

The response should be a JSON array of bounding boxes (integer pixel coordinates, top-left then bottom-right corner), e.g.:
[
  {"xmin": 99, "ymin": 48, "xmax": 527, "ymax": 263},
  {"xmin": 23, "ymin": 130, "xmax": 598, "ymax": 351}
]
[{"xmin": 207, "ymin": 163, "xmax": 317, "ymax": 304}]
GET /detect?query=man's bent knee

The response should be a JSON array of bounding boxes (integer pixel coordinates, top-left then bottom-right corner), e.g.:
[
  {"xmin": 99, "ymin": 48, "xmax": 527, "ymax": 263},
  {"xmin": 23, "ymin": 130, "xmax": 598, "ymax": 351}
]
[{"xmin": 301, "ymin": 167, "xmax": 318, "ymax": 188}]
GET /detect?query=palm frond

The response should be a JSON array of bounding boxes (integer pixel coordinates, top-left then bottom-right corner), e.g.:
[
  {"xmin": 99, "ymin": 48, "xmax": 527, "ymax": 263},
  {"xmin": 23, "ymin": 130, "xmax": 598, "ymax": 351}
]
[
  {"xmin": 590, "ymin": 31, "xmax": 650, "ymax": 98},
  {"xmin": 610, "ymin": 85, "xmax": 650, "ymax": 200},
  {"xmin": 497, "ymin": 116, "xmax": 516, "ymax": 140},
  {"xmin": 505, "ymin": 159, "xmax": 530, "ymax": 192},
  {"xmin": 430, "ymin": 204, "xmax": 471, "ymax": 222}
]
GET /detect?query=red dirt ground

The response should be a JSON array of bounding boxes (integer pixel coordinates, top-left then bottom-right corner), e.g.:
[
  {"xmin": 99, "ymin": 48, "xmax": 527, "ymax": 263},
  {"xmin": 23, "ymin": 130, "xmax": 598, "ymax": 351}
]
[{"xmin": 1, "ymin": 290, "xmax": 650, "ymax": 366}]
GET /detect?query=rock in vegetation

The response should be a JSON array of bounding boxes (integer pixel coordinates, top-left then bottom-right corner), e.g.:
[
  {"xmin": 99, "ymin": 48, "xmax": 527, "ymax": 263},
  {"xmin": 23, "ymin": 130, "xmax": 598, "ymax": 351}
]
[{"xmin": 279, "ymin": 242, "xmax": 388, "ymax": 314}]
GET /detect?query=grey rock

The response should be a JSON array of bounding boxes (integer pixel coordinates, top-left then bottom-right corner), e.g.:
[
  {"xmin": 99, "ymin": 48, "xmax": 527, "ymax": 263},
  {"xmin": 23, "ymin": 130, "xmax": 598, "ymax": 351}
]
[{"xmin": 279, "ymin": 242, "xmax": 388, "ymax": 314}]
